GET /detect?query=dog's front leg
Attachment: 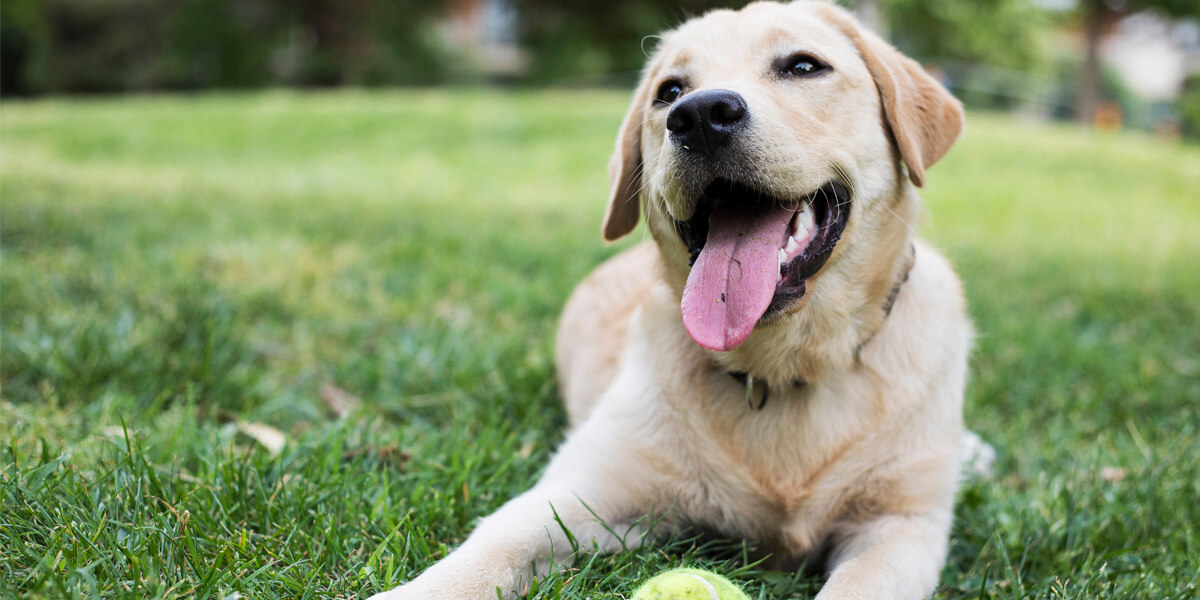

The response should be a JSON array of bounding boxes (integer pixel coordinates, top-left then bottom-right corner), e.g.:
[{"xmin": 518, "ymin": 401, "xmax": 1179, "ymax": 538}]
[
  {"xmin": 367, "ymin": 426, "xmax": 656, "ymax": 600},
  {"xmin": 814, "ymin": 508, "xmax": 953, "ymax": 600}
]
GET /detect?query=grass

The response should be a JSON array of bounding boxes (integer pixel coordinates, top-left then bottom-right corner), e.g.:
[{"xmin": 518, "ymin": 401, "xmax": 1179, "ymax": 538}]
[{"xmin": 1, "ymin": 89, "xmax": 1198, "ymax": 599}]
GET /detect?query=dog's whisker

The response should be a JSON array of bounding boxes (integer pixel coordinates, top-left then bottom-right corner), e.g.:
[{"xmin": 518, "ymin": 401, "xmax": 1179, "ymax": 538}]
[
  {"xmin": 624, "ymin": 147, "xmax": 664, "ymax": 199},
  {"xmin": 640, "ymin": 34, "xmax": 663, "ymax": 58},
  {"xmin": 880, "ymin": 202, "xmax": 918, "ymax": 236},
  {"xmin": 627, "ymin": 151, "xmax": 662, "ymax": 200},
  {"xmin": 822, "ymin": 156, "xmax": 917, "ymax": 236}
]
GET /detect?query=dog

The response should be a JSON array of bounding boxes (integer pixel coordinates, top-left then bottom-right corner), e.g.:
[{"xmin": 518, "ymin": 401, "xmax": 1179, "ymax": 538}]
[{"xmin": 369, "ymin": 2, "xmax": 975, "ymax": 598}]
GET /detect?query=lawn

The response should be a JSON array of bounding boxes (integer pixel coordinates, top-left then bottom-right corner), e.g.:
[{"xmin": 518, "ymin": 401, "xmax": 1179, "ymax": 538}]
[{"xmin": 1, "ymin": 90, "xmax": 1198, "ymax": 599}]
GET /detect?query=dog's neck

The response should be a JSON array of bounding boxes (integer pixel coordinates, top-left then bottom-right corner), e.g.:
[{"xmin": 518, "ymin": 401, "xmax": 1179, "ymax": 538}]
[
  {"xmin": 857, "ymin": 241, "xmax": 915, "ymax": 352},
  {"xmin": 727, "ymin": 241, "xmax": 915, "ymax": 407}
]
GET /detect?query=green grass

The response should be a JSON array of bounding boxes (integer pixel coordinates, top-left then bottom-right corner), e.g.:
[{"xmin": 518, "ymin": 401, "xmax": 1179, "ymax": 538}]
[{"xmin": 2, "ymin": 89, "xmax": 1198, "ymax": 599}]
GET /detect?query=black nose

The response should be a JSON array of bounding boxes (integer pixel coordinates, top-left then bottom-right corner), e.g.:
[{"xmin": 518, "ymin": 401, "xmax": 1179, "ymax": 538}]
[{"xmin": 666, "ymin": 89, "xmax": 748, "ymax": 156}]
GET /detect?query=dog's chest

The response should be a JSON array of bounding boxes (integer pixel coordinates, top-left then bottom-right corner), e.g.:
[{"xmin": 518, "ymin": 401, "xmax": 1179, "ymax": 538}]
[{"xmin": 680, "ymin": 373, "xmax": 884, "ymax": 542}]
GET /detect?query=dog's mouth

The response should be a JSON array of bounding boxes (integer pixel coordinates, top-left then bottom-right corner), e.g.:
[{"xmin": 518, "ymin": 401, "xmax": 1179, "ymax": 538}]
[{"xmin": 674, "ymin": 179, "xmax": 851, "ymax": 352}]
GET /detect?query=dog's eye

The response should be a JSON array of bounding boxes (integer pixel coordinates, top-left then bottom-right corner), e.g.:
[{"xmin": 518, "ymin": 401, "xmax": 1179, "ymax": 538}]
[
  {"xmin": 655, "ymin": 80, "xmax": 684, "ymax": 105},
  {"xmin": 779, "ymin": 53, "xmax": 830, "ymax": 78}
]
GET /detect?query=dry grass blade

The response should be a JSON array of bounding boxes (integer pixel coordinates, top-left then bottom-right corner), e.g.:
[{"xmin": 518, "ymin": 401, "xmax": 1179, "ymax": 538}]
[
  {"xmin": 321, "ymin": 383, "xmax": 362, "ymax": 418},
  {"xmin": 237, "ymin": 422, "xmax": 287, "ymax": 455}
]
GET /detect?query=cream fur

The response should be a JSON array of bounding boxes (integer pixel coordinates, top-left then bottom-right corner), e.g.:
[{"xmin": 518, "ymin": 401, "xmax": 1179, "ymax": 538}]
[{"xmin": 369, "ymin": 2, "xmax": 973, "ymax": 599}]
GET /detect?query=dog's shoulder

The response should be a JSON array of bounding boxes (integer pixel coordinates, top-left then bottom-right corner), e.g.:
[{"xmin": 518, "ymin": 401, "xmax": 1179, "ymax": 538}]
[{"xmin": 556, "ymin": 242, "xmax": 667, "ymax": 424}]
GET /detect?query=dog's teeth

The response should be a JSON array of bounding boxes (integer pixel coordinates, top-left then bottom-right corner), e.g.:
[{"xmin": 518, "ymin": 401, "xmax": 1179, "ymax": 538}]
[
  {"xmin": 794, "ymin": 203, "xmax": 815, "ymax": 237},
  {"xmin": 778, "ymin": 248, "xmax": 787, "ymax": 267},
  {"xmin": 785, "ymin": 236, "xmax": 800, "ymax": 254}
]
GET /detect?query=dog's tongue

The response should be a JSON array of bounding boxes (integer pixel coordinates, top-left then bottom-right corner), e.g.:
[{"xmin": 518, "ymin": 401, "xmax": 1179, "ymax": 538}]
[{"xmin": 682, "ymin": 203, "xmax": 795, "ymax": 351}]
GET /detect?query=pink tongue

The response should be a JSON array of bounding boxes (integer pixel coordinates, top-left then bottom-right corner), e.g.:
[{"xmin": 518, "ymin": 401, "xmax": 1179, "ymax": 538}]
[{"xmin": 681, "ymin": 203, "xmax": 796, "ymax": 351}]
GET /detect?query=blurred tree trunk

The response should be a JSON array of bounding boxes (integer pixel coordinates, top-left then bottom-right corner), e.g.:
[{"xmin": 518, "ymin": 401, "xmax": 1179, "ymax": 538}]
[
  {"xmin": 1076, "ymin": 0, "xmax": 1116, "ymax": 124},
  {"xmin": 295, "ymin": 0, "xmax": 370, "ymax": 86}
]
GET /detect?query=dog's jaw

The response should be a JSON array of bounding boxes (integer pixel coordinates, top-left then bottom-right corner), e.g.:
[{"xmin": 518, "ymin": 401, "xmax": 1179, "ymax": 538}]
[
  {"xmin": 673, "ymin": 179, "xmax": 853, "ymax": 351},
  {"xmin": 648, "ymin": 181, "xmax": 919, "ymax": 388}
]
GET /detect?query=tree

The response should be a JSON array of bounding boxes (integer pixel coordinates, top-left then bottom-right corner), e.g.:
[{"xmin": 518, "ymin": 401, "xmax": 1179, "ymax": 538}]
[
  {"xmin": 1075, "ymin": 0, "xmax": 1199, "ymax": 123},
  {"xmin": 0, "ymin": 0, "xmax": 449, "ymax": 94},
  {"xmin": 513, "ymin": 0, "xmax": 730, "ymax": 83},
  {"xmin": 879, "ymin": 0, "xmax": 1047, "ymax": 71}
]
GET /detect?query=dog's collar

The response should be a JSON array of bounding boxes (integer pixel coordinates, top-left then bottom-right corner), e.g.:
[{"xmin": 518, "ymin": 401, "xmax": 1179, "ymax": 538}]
[
  {"xmin": 726, "ymin": 371, "xmax": 800, "ymax": 410},
  {"xmin": 878, "ymin": 242, "xmax": 916, "ymax": 322},
  {"xmin": 727, "ymin": 243, "xmax": 916, "ymax": 410}
]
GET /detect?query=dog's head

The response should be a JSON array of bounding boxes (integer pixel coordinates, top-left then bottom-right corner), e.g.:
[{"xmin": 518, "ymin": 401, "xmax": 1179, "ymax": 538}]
[{"xmin": 602, "ymin": 1, "xmax": 962, "ymax": 366}]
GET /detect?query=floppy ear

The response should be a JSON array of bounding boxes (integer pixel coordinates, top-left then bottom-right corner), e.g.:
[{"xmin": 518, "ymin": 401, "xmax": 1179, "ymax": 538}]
[
  {"xmin": 816, "ymin": 5, "xmax": 964, "ymax": 187},
  {"xmin": 602, "ymin": 70, "xmax": 657, "ymax": 241}
]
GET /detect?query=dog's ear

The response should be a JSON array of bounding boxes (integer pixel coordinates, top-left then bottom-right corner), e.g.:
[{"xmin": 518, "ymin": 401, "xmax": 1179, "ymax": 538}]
[
  {"xmin": 602, "ymin": 69, "xmax": 656, "ymax": 241},
  {"xmin": 817, "ymin": 5, "xmax": 963, "ymax": 187}
]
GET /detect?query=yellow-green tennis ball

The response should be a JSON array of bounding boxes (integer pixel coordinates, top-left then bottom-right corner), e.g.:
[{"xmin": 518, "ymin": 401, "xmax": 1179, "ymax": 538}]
[{"xmin": 631, "ymin": 568, "xmax": 750, "ymax": 600}]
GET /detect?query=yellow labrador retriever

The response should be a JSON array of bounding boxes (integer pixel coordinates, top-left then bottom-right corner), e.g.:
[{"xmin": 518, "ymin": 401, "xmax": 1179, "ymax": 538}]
[{"xmin": 370, "ymin": 2, "xmax": 975, "ymax": 598}]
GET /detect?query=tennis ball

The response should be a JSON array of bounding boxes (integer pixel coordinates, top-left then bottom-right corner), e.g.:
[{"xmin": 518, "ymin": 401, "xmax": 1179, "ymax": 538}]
[{"xmin": 631, "ymin": 568, "xmax": 750, "ymax": 600}]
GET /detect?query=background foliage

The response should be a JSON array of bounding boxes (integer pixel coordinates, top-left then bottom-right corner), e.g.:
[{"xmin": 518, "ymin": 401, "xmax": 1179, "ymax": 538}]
[
  {"xmin": 513, "ymin": 0, "xmax": 1052, "ymax": 83},
  {"xmin": 882, "ymin": 0, "xmax": 1047, "ymax": 70},
  {"xmin": 0, "ymin": 0, "xmax": 449, "ymax": 95},
  {"xmin": 0, "ymin": 0, "xmax": 1060, "ymax": 93}
]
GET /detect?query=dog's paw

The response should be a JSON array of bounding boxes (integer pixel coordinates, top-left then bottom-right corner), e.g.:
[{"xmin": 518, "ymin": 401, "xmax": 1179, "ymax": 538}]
[
  {"xmin": 364, "ymin": 585, "xmax": 455, "ymax": 600},
  {"xmin": 363, "ymin": 578, "xmax": 448, "ymax": 600},
  {"xmin": 363, "ymin": 577, "xmax": 507, "ymax": 600},
  {"xmin": 362, "ymin": 585, "xmax": 417, "ymax": 600}
]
